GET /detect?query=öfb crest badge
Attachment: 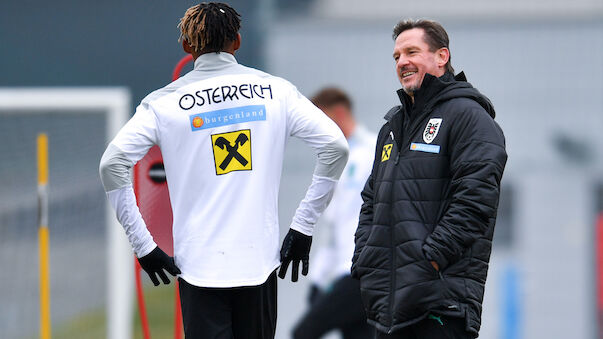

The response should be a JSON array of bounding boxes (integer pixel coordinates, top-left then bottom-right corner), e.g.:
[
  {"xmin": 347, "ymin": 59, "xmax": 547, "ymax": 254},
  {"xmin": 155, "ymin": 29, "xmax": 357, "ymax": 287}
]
[{"xmin": 423, "ymin": 118, "xmax": 442, "ymax": 144}]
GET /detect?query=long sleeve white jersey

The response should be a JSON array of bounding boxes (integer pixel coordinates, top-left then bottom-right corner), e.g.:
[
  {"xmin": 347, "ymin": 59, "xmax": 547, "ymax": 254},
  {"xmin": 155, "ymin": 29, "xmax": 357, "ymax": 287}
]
[
  {"xmin": 99, "ymin": 53, "xmax": 348, "ymax": 288},
  {"xmin": 309, "ymin": 125, "xmax": 376, "ymax": 288}
]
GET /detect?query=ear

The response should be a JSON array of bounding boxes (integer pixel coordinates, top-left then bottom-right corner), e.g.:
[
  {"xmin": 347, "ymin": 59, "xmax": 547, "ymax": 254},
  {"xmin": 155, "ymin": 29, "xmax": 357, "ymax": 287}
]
[
  {"xmin": 233, "ymin": 33, "xmax": 241, "ymax": 52},
  {"xmin": 182, "ymin": 39, "xmax": 193, "ymax": 55},
  {"xmin": 436, "ymin": 47, "xmax": 450, "ymax": 70},
  {"xmin": 332, "ymin": 105, "xmax": 347, "ymax": 120},
  {"xmin": 330, "ymin": 104, "xmax": 352, "ymax": 126}
]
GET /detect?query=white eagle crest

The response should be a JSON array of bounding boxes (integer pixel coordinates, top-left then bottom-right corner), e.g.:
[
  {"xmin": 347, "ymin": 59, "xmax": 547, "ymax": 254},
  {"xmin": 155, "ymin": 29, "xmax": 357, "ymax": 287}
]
[{"xmin": 423, "ymin": 118, "xmax": 442, "ymax": 144}]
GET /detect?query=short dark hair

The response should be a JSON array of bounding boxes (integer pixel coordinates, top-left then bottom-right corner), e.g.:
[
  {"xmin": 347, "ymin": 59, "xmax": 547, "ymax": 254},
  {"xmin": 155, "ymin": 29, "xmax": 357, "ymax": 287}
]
[
  {"xmin": 392, "ymin": 19, "xmax": 454, "ymax": 74},
  {"xmin": 311, "ymin": 87, "xmax": 352, "ymax": 111},
  {"xmin": 178, "ymin": 2, "xmax": 241, "ymax": 54}
]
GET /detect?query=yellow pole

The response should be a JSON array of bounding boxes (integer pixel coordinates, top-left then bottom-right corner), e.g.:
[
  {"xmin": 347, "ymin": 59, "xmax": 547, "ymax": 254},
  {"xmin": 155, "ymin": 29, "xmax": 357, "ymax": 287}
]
[{"xmin": 37, "ymin": 133, "xmax": 51, "ymax": 339}]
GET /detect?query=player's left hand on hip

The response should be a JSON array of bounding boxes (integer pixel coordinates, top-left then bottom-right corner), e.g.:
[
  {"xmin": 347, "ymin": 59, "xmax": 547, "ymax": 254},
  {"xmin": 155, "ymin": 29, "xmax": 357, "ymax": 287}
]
[
  {"xmin": 278, "ymin": 229, "xmax": 312, "ymax": 282},
  {"xmin": 137, "ymin": 246, "xmax": 182, "ymax": 286}
]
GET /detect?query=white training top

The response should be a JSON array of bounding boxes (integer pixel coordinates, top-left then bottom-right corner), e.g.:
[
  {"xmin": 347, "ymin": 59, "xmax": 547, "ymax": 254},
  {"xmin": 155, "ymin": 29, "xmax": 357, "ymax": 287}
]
[
  {"xmin": 309, "ymin": 125, "xmax": 376, "ymax": 288},
  {"xmin": 99, "ymin": 53, "xmax": 348, "ymax": 288}
]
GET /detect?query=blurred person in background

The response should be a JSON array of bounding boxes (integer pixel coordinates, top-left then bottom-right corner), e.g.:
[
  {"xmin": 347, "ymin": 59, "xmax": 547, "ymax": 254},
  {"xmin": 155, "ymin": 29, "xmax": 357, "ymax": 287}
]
[
  {"xmin": 351, "ymin": 19, "xmax": 507, "ymax": 338},
  {"xmin": 292, "ymin": 88, "xmax": 376, "ymax": 339},
  {"xmin": 99, "ymin": 2, "xmax": 348, "ymax": 338}
]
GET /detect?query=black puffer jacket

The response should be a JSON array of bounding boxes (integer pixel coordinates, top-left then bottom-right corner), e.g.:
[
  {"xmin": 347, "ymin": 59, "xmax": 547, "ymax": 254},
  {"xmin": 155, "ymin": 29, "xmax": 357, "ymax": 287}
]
[{"xmin": 351, "ymin": 72, "xmax": 507, "ymax": 336}]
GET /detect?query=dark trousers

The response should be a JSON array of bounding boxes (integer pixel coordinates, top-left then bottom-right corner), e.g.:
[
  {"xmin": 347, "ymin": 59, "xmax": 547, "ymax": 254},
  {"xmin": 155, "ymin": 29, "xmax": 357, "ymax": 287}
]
[
  {"xmin": 293, "ymin": 275, "xmax": 372, "ymax": 339},
  {"xmin": 178, "ymin": 271, "xmax": 277, "ymax": 339},
  {"xmin": 374, "ymin": 314, "xmax": 473, "ymax": 339}
]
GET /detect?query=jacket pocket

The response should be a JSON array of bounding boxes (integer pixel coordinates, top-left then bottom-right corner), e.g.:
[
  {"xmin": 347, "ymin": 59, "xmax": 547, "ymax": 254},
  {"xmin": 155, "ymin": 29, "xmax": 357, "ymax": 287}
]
[
  {"xmin": 420, "ymin": 257, "xmax": 454, "ymax": 298},
  {"xmin": 352, "ymin": 246, "xmax": 369, "ymax": 278},
  {"xmin": 424, "ymin": 259, "xmax": 440, "ymax": 278}
]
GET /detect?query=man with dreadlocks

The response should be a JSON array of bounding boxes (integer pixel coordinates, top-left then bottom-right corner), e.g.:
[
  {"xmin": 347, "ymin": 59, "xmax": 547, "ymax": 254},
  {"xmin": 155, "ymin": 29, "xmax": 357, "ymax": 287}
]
[{"xmin": 99, "ymin": 2, "xmax": 348, "ymax": 338}]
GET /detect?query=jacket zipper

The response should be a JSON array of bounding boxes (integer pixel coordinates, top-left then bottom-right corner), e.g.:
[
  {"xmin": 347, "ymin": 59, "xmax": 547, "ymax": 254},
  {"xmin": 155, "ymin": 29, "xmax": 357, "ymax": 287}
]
[
  {"xmin": 388, "ymin": 130, "xmax": 396, "ymax": 331},
  {"xmin": 402, "ymin": 106, "xmax": 434, "ymax": 151},
  {"xmin": 403, "ymin": 121, "xmax": 423, "ymax": 150},
  {"xmin": 391, "ymin": 131, "xmax": 401, "ymax": 164},
  {"xmin": 401, "ymin": 110, "xmax": 459, "ymax": 312}
]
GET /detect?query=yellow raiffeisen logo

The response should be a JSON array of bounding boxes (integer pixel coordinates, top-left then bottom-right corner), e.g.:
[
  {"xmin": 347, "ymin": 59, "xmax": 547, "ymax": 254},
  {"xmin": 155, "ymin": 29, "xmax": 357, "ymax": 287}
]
[
  {"xmin": 381, "ymin": 143, "xmax": 393, "ymax": 162},
  {"xmin": 211, "ymin": 129, "xmax": 252, "ymax": 175}
]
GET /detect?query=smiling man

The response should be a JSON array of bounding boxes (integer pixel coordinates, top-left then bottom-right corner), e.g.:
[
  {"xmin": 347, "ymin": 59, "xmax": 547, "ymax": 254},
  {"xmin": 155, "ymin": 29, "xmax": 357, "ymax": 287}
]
[{"xmin": 351, "ymin": 20, "xmax": 507, "ymax": 338}]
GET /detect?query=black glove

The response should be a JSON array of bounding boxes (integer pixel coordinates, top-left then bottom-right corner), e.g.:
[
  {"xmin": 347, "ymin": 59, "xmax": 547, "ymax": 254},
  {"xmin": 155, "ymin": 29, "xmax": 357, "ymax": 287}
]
[
  {"xmin": 278, "ymin": 229, "xmax": 312, "ymax": 282},
  {"xmin": 137, "ymin": 246, "xmax": 181, "ymax": 286}
]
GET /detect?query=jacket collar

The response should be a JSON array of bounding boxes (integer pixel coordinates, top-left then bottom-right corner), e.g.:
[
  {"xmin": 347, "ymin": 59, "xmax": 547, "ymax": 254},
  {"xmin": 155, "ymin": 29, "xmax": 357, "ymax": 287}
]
[
  {"xmin": 193, "ymin": 52, "xmax": 238, "ymax": 71},
  {"xmin": 384, "ymin": 71, "xmax": 468, "ymax": 147},
  {"xmin": 395, "ymin": 72, "xmax": 458, "ymax": 115}
]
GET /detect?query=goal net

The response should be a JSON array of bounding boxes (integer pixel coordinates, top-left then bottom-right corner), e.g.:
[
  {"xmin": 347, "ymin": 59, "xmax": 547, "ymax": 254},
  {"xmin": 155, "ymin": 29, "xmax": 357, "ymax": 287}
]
[{"xmin": 0, "ymin": 88, "xmax": 132, "ymax": 339}]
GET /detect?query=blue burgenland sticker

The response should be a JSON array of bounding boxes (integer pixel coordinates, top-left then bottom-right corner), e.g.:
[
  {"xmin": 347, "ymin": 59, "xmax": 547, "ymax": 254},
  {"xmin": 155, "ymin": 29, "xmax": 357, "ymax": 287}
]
[
  {"xmin": 190, "ymin": 105, "xmax": 266, "ymax": 131},
  {"xmin": 410, "ymin": 142, "xmax": 440, "ymax": 154}
]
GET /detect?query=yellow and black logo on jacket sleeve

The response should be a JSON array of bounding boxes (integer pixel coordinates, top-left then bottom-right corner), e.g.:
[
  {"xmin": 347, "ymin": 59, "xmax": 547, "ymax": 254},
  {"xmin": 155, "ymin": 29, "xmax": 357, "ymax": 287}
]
[
  {"xmin": 211, "ymin": 129, "xmax": 252, "ymax": 175},
  {"xmin": 381, "ymin": 143, "xmax": 393, "ymax": 162}
]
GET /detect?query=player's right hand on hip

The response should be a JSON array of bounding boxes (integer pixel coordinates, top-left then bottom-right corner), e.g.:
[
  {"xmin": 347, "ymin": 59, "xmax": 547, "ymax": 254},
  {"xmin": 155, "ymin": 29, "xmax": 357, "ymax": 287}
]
[
  {"xmin": 137, "ymin": 246, "xmax": 181, "ymax": 286},
  {"xmin": 278, "ymin": 229, "xmax": 312, "ymax": 282}
]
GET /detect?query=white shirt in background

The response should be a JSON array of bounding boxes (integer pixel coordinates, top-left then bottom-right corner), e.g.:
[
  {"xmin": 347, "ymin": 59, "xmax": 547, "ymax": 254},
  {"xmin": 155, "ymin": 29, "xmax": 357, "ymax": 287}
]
[{"xmin": 310, "ymin": 125, "xmax": 376, "ymax": 289}]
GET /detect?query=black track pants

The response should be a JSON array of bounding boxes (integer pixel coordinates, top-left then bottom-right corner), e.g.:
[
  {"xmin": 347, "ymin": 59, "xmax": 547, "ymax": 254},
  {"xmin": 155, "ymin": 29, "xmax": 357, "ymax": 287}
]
[
  {"xmin": 178, "ymin": 271, "xmax": 277, "ymax": 339},
  {"xmin": 293, "ymin": 275, "xmax": 371, "ymax": 339}
]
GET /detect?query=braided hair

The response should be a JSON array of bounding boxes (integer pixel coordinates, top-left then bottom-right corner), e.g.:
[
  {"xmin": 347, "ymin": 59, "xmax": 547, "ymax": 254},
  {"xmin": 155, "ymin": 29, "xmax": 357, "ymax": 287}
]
[{"xmin": 178, "ymin": 2, "xmax": 241, "ymax": 54}]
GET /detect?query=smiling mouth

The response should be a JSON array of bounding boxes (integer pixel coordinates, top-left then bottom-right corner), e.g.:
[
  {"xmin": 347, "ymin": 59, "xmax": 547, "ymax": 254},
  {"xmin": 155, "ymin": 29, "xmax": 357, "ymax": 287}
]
[{"xmin": 402, "ymin": 71, "xmax": 417, "ymax": 78}]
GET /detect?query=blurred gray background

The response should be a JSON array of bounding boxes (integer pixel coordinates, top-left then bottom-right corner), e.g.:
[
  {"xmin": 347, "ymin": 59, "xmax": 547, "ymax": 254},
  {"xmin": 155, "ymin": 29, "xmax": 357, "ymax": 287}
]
[{"xmin": 1, "ymin": 0, "xmax": 603, "ymax": 338}]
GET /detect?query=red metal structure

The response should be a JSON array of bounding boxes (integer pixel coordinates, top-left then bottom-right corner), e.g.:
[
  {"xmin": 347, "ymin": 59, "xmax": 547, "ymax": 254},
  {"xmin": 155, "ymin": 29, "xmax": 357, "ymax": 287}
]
[
  {"xmin": 133, "ymin": 54, "xmax": 193, "ymax": 339},
  {"xmin": 597, "ymin": 213, "xmax": 603, "ymax": 336}
]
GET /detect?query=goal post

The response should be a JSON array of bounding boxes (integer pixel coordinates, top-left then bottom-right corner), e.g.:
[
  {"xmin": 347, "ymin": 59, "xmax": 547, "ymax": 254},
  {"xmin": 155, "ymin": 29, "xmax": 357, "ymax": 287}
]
[{"xmin": 0, "ymin": 88, "xmax": 133, "ymax": 339}]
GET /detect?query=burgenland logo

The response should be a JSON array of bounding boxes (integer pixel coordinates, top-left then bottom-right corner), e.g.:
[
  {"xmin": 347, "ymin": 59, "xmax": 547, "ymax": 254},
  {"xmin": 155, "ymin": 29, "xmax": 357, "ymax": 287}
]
[{"xmin": 189, "ymin": 105, "xmax": 266, "ymax": 131}]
